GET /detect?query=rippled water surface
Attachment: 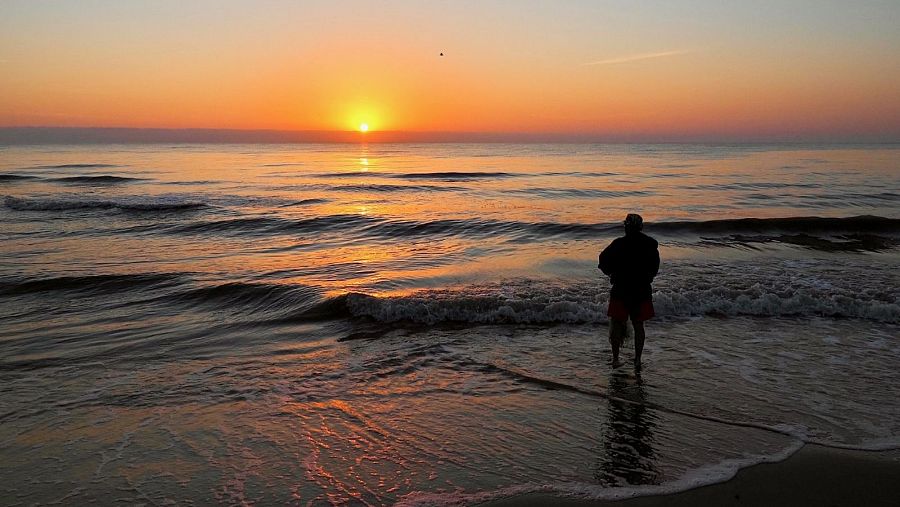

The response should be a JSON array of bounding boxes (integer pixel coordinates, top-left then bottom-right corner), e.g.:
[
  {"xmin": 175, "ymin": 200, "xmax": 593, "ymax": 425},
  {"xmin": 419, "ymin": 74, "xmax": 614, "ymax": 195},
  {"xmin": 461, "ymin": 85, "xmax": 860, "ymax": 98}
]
[{"xmin": 1, "ymin": 143, "xmax": 899, "ymax": 505}]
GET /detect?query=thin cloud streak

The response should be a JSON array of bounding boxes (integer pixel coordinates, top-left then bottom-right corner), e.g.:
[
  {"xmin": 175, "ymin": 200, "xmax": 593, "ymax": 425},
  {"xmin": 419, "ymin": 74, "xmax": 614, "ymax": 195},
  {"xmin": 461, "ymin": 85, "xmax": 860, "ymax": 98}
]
[{"xmin": 583, "ymin": 49, "xmax": 691, "ymax": 66}]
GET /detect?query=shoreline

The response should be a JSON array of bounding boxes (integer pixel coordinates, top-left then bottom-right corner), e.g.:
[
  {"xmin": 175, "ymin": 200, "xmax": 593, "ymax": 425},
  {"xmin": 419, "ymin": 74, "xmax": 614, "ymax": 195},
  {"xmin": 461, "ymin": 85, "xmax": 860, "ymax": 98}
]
[{"xmin": 478, "ymin": 445, "xmax": 900, "ymax": 507}]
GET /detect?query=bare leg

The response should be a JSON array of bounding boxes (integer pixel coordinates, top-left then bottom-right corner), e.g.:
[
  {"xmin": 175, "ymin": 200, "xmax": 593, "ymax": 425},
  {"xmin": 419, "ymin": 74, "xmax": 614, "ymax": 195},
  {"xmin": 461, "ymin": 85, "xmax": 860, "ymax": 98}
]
[
  {"xmin": 633, "ymin": 320, "xmax": 646, "ymax": 371},
  {"xmin": 609, "ymin": 319, "xmax": 627, "ymax": 366}
]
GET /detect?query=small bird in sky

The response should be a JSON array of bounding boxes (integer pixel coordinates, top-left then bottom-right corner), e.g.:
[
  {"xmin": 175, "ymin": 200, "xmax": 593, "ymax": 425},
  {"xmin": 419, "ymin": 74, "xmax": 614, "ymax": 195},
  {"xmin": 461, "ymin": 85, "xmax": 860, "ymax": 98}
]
[{"xmin": 440, "ymin": 52, "xmax": 444, "ymax": 56}]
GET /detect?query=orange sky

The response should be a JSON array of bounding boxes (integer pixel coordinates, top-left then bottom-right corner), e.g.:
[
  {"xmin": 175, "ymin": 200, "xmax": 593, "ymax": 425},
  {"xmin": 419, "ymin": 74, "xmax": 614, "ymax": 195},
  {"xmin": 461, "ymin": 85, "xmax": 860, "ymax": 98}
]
[{"xmin": 2, "ymin": 1, "xmax": 899, "ymax": 140}]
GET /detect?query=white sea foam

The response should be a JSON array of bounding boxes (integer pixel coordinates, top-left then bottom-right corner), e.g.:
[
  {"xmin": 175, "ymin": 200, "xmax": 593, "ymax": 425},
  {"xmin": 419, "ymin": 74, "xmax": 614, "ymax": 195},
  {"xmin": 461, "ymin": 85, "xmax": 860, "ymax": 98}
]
[
  {"xmin": 344, "ymin": 280, "xmax": 900, "ymax": 324},
  {"xmin": 398, "ymin": 434, "xmax": 900, "ymax": 507},
  {"xmin": 397, "ymin": 441, "xmax": 807, "ymax": 507},
  {"xmin": 341, "ymin": 259, "xmax": 900, "ymax": 325},
  {"xmin": 808, "ymin": 435, "xmax": 900, "ymax": 451}
]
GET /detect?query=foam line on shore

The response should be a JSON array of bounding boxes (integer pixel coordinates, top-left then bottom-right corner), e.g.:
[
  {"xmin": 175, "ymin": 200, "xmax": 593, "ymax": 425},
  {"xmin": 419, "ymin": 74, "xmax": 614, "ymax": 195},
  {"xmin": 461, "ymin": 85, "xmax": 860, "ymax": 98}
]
[{"xmin": 397, "ymin": 441, "xmax": 807, "ymax": 506}]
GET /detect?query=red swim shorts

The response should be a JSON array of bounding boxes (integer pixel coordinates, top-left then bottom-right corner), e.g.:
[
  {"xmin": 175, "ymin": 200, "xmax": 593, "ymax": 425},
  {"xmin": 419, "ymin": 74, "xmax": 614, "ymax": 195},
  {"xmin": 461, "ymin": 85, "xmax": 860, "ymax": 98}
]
[{"xmin": 608, "ymin": 298, "xmax": 655, "ymax": 322}]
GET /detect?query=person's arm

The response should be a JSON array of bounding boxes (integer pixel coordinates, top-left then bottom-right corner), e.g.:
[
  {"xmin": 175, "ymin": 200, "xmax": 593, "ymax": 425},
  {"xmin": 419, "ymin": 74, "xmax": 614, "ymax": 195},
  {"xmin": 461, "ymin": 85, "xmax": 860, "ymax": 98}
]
[
  {"xmin": 649, "ymin": 244, "xmax": 660, "ymax": 281},
  {"xmin": 598, "ymin": 242, "xmax": 616, "ymax": 276}
]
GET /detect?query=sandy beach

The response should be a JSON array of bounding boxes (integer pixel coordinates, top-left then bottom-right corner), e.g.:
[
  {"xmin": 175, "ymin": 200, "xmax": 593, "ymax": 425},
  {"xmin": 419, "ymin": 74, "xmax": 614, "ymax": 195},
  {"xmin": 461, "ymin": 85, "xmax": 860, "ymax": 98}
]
[{"xmin": 479, "ymin": 445, "xmax": 900, "ymax": 507}]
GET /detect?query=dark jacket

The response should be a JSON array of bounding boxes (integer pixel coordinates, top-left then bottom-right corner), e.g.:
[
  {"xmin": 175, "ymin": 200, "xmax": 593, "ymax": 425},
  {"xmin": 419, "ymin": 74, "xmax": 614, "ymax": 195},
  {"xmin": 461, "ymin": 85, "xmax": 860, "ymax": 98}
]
[{"xmin": 598, "ymin": 231, "xmax": 660, "ymax": 301}]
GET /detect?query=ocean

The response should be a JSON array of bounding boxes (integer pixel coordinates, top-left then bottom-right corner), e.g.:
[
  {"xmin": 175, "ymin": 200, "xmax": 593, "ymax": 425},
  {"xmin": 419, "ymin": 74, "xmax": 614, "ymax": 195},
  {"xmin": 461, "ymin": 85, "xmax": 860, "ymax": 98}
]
[{"xmin": 1, "ymin": 143, "xmax": 898, "ymax": 505}]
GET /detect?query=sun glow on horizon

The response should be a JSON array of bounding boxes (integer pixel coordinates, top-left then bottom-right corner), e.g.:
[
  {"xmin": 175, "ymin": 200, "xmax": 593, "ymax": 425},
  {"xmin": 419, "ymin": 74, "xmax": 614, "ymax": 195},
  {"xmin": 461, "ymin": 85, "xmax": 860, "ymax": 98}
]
[{"xmin": 2, "ymin": 2, "xmax": 899, "ymax": 141}]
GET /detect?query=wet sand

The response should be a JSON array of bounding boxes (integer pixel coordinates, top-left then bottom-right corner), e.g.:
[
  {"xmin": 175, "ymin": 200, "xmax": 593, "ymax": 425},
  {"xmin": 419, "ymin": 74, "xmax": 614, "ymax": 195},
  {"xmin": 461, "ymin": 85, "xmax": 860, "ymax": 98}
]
[{"xmin": 479, "ymin": 445, "xmax": 900, "ymax": 507}]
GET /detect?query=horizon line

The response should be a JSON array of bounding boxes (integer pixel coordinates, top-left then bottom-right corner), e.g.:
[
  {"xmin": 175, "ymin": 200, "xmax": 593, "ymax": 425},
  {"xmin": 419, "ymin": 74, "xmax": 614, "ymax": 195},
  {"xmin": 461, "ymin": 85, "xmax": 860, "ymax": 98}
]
[{"xmin": 1, "ymin": 126, "xmax": 898, "ymax": 145}]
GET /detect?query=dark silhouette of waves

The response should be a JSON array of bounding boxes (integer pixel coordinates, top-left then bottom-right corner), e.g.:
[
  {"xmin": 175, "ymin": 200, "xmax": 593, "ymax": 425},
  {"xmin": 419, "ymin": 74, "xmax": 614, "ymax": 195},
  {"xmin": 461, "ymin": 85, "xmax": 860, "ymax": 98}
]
[
  {"xmin": 651, "ymin": 215, "xmax": 899, "ymax": 234},
  {"xmin": 158, "ymin": 214, "xmax": 619, "ymax": 240},
  {"xmin": 4, "ymin": 197, "xmax": 897, "ymax": 249},
  {"xmin": 31, "ymin": 163, "xmax": 119, "ymax": 169},
  {"xmin": 1, "ymin": 273, "xmax": 322, "ymax": 322},
  {"xmin": 311, "ymin": 171, "xmax": 517, "ymax": 180},
  {"xmin": 49, "ymin": 175, "xmax": 145, "ymax": 184},
  {"xmin": 0, "ymin": 174, "xmax": 38, "ymax": 181},
  {"xmin": 391, "ymin": 171, "xmax": 516, "ymax": 180},
  {"xmin": 139, "ymin": 214, "xmax": 900, "ymax": 246},
  {"xmin": 1, "ymin": 174, "xmax": 143, "ymax": 184},
  {"xmin": 0, "ymin": 273, "xmax": 184, "ymax": 296},
  {"xmin": 166, "ymin": 214, "xmax": 370, "ymax": 236},
  {"xmin": 4, "ymin": 195, "xmax": 206, "ymax": 212}
]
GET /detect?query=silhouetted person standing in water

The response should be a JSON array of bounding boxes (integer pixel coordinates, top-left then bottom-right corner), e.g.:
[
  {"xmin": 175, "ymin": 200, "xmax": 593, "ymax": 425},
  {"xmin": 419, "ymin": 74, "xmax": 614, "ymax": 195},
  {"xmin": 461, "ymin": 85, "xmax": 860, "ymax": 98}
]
[{"xmin": 598, "ymin": 214, "xmax": 660, "ymax": 371}]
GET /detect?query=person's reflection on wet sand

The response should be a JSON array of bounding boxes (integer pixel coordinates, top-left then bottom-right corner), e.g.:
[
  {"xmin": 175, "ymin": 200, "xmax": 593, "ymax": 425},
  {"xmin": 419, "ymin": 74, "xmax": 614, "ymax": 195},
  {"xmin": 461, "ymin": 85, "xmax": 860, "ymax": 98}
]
[{"xmin": 595, "ymin": 372, "xmax": 659, "ymax": 486}]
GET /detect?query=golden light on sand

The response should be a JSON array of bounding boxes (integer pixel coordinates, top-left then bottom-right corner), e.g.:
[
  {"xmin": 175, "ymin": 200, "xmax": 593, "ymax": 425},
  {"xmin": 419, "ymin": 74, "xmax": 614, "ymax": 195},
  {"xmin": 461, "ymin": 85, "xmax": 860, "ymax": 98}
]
[{"xmin": 359, "ymin": 123, "xmax": 369, "ymax": 132}]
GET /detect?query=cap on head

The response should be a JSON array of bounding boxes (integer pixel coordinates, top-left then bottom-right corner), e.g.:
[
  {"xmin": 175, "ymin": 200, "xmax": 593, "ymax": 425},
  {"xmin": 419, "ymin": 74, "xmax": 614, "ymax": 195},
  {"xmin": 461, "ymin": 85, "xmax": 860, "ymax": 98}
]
[{"xmin": 624, "ymin": 213, "xmax": 643, "ymax": 232}]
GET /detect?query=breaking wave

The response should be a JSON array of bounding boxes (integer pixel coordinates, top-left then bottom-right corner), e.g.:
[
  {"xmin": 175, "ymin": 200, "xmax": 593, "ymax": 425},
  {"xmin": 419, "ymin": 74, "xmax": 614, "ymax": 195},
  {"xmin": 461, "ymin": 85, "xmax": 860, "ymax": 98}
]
[
  {"xmin": 6, "ymin": 265, "xmax": 896, "ymax": 328},
  {"xmin": 295, "ymin": 273, "xmax": 900, "ymax": 325}
]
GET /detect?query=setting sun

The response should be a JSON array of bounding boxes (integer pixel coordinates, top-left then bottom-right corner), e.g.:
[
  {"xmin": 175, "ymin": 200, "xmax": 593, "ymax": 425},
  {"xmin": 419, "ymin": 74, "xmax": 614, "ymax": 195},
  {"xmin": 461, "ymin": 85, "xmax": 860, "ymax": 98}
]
[{"xmin": 359, "ymin": 123, "xmax": 369, "ymax": 133}]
